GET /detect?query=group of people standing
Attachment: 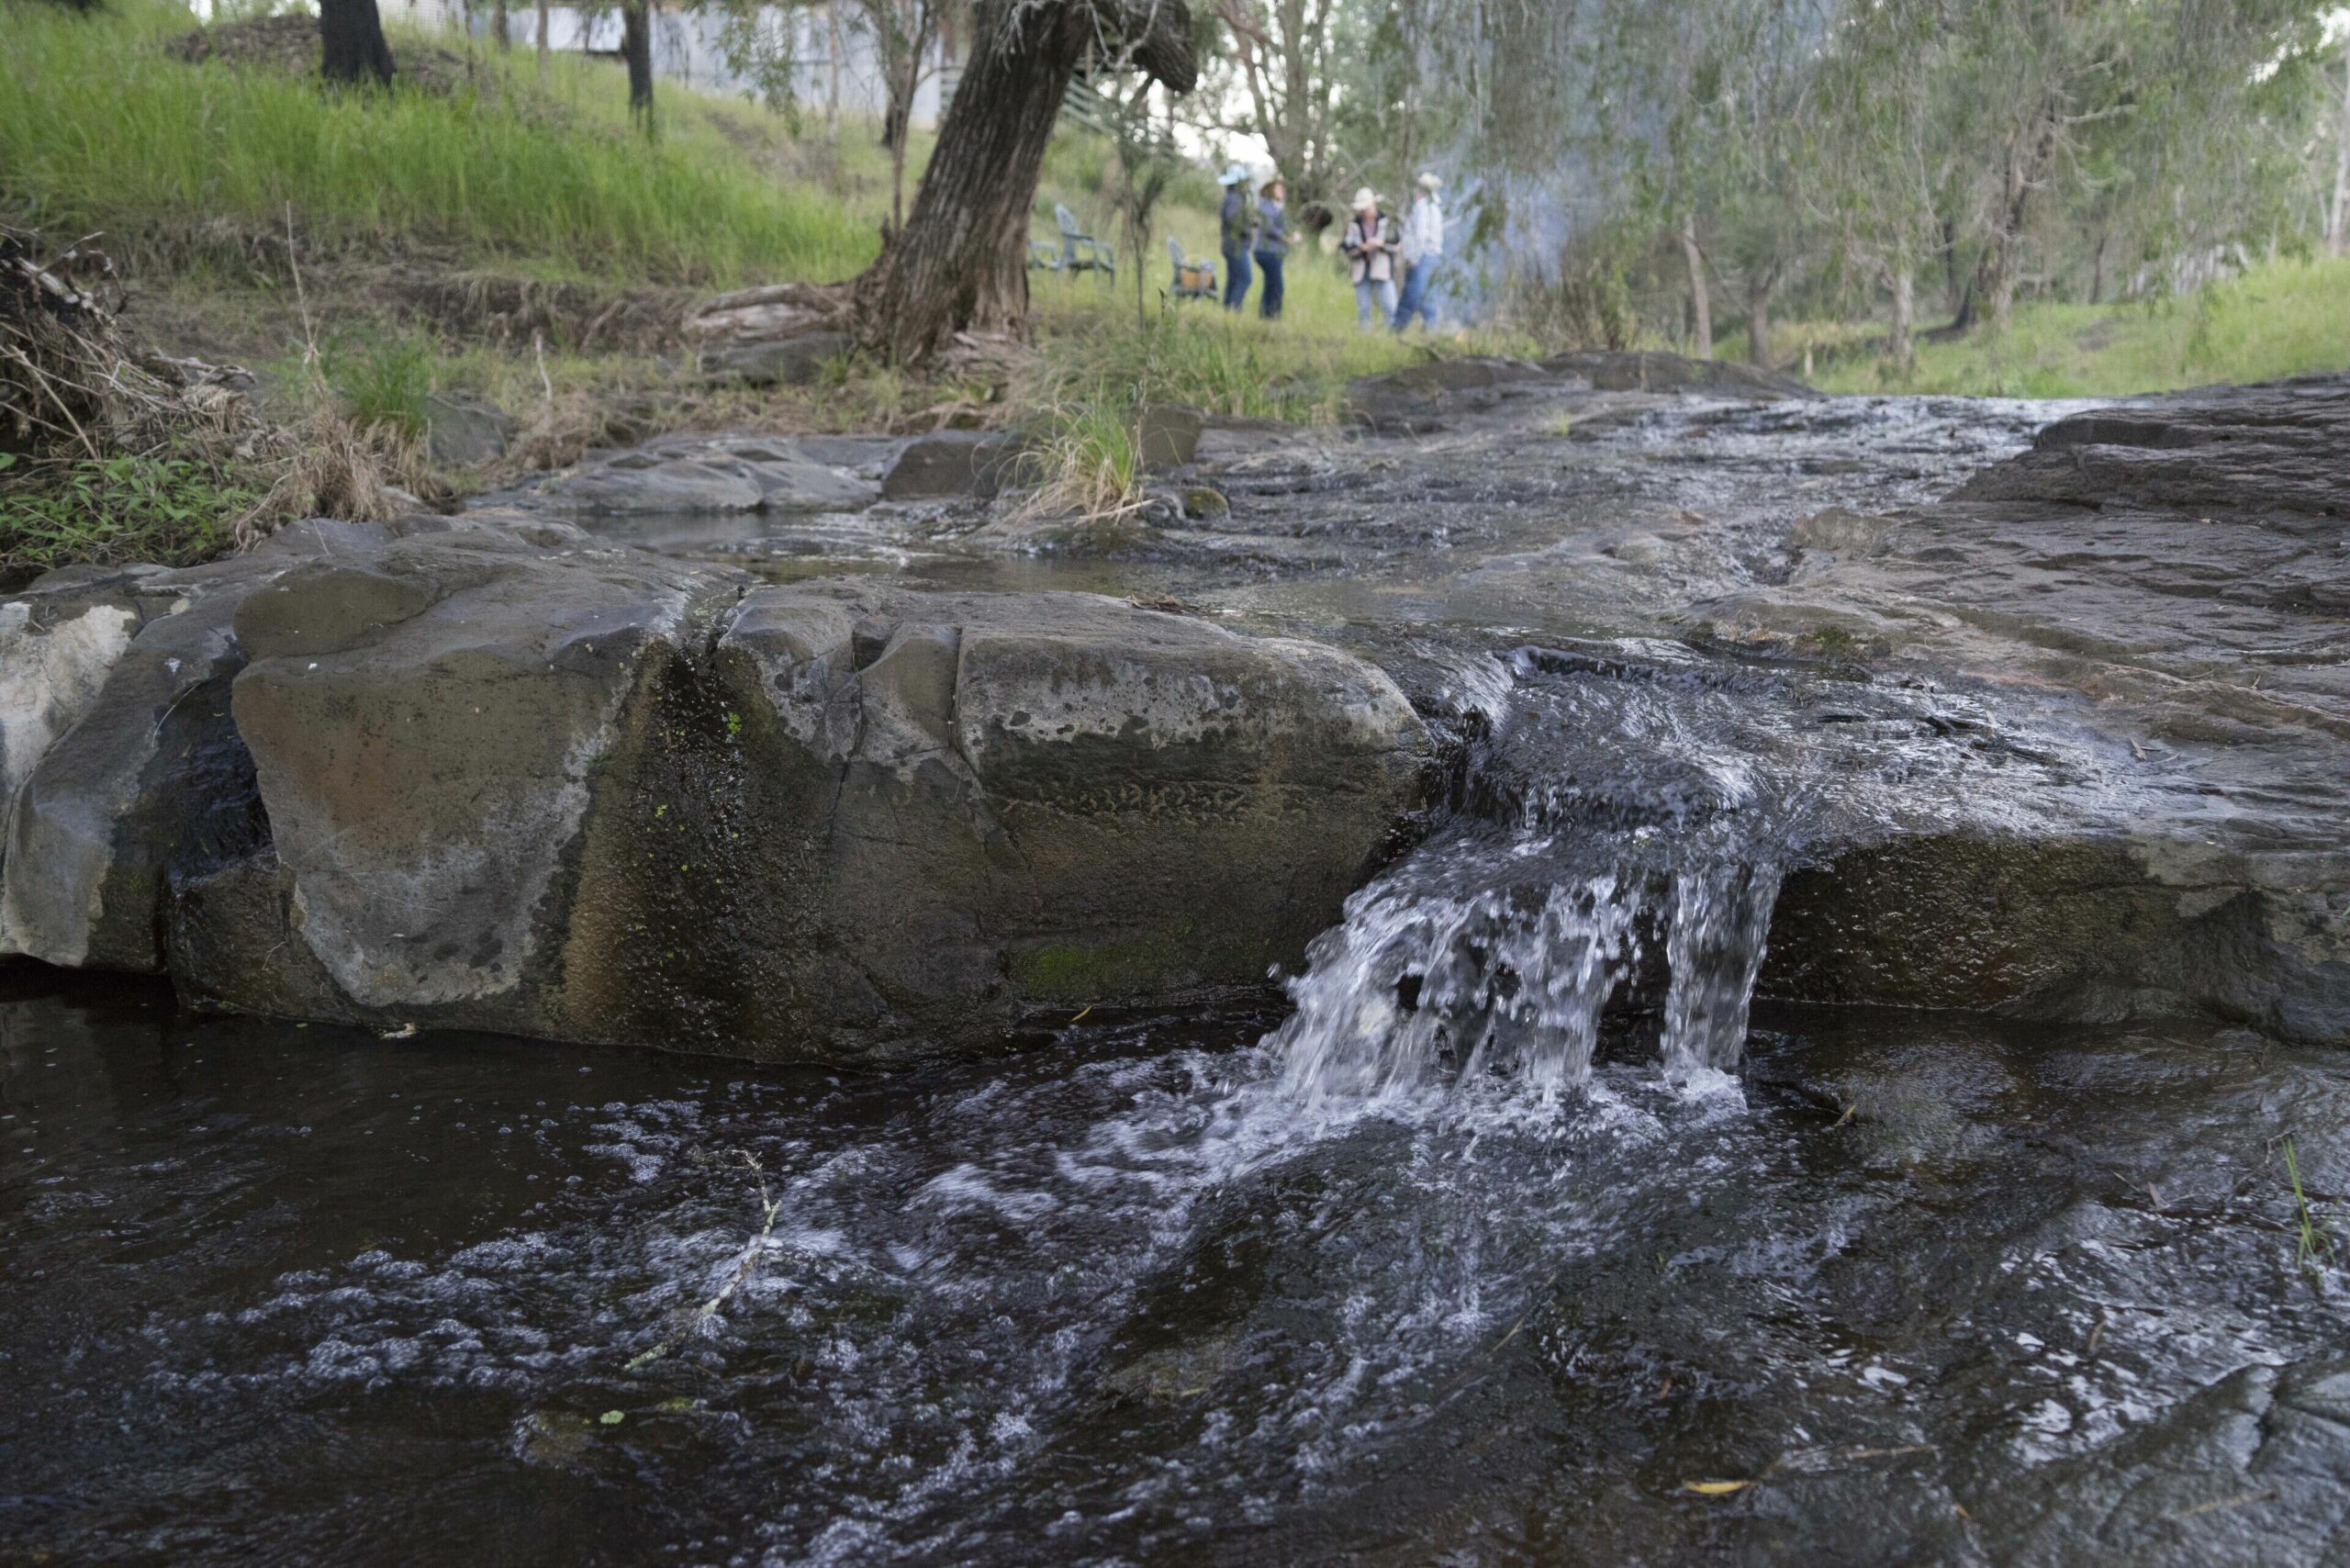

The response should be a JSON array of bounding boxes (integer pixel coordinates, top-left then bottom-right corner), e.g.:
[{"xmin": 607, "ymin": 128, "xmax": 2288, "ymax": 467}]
[{"xmin": 1215, "ymin": 165, "xmax": 1446, "ymax": 332}]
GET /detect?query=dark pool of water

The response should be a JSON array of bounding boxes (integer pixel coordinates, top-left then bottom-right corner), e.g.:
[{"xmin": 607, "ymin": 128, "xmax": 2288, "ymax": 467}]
[{"xmin": 5, "ymin": 961, "xmax": 2344, "ymax": 1567}]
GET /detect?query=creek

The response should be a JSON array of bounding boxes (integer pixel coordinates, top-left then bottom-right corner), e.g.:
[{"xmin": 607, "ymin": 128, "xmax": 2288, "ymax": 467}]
[{"xmin": 6, "ymin": 380, "xmax": 2347, "ymax": 1564}]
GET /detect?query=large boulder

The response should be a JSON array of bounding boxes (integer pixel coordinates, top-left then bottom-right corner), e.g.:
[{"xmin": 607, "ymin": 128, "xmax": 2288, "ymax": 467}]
[
  {"xmin": 181, "ymin": 533, "xmax": 737, "ymax": 1035},
  {"xmin": 151, "ymin": 549, "xmax": 1431, "ymax": 1059},
  {"xmin": 1952, "ymin": 375, "xmax": 2350, "ymax": 517},
  {"xmin": 879, "ymin": 431, "xmax": 1029, "ymax": 501},
  {"xmin": 0, "ymin": 524, "xmax": 445, "ymax": 972},
  {"xmin": 0, "ymin": 580, "xmax": 260, "ymax": 970}
]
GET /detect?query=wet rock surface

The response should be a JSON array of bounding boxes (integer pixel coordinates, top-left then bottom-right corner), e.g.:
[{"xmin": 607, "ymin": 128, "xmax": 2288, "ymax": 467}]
[
  {"xmin": 448, "ymin": 355, "xmax": 2350, "ymax": 1045},
  {"xmin": 525, "ymin": 428, "xmax": 880, "ymax": 516},
  {"xmin": 8, "ymin": 352, "xmax": 2350, "ymax": 1565},
  {"xmin": 6, "ymin": 978, "xmax": 2346, "ymax": 1566},
  {"xmin": 2, "ymin": 530, "xmax": 1430, "ymax": 1059}
]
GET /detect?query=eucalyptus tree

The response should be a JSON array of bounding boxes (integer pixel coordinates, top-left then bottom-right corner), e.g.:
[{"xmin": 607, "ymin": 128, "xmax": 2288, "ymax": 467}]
[
  {"xmin": 1808, "ymin": 0, "xmax": 1944, "ymax": 374},
  {"xmin": 850, "ymin": 0, "xmax": 1199, "ymax": 363},
  {"xmin": 1190, "ymin": 0, "xmax": 1347, "ymax": 209}
]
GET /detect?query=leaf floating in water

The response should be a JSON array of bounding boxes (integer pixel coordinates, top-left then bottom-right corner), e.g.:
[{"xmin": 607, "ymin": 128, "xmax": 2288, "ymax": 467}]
[
  {"xmin": 599, "ymin": 1410, "xmax": 625, "ymax": 1426},
  {"xmin": 1683, "ymin": 1480, "xmax": 1753, "ymax": 1496}
]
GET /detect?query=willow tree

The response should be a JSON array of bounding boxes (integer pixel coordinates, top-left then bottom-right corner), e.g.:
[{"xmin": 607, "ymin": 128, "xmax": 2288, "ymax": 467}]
[{"xmin": 850, "ymin": 0, "xmax": 1198, "ymax": 364}]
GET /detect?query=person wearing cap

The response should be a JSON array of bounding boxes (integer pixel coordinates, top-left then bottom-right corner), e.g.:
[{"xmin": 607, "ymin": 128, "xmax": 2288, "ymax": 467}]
[
  {"xmin": 1393, "ymin": 172, "xmax": 1446, "ymax": 332},
  {"xmin": 1217, "ymin": 162, "xmax": 1258, "ymax": 313},
  {"xmin": 1253, "ymin": 177, "xmax": 1291, "ymax": 321},
  {"xmin": 1340, "ymin": 186, "xmax": 1398, "ymax": 330}
]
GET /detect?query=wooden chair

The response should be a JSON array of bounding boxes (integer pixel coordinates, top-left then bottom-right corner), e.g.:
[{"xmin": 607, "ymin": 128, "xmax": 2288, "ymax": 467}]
[
  {"xmin": 1166, "ymin": 237, "xmax": 1217, "ymax": 302},
  {"xmin": 1051, "ymin": 203, "xmax": 1115, "ymax": 283}
]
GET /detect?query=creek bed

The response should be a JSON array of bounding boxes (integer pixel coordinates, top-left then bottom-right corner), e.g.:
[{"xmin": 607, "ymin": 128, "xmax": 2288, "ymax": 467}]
[
  {"xmin": 8, "ymin": 376, "xmax": 2349, "ymax": 1563},
  {"xmin": 4, "ymin": 970, "xmax": 2345, "ymax": 1564}
]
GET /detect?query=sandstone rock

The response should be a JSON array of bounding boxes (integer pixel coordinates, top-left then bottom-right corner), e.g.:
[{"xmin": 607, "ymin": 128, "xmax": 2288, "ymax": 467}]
[
  {"xmin": 879, "ymin": 431, "xmax": 1028, "ymax": 501},
  {"xmin": 534, "ymin": 431, "xmax": 878, "ymax": 516},
  {"xmin": 1539, "ymin": 350, "xmax": 1818, "ymax": 399},
  {"xmin": 700, "ymin": 331, "xmax": 853, "ymax": 388},
  {"xmin": 1137, "ymin": 404, "xmax": 1203, "ymax": 471},
  {"xmin": 1953, "ymin": 375, "xmax": 2350, "ymax": 517},
  {"xmin": 423, "ymin": 392, "xmax": 514, "ymax": 467},
  {"xmin": 1347, "ymin": 356, "xmax": 1552, "ymax": 432},
  {"xmin": 559, "ymin": 581, "xmax": 1431, "ymax": 1060},
  {"xmin": 1, "ymin": 584, "xmax": 261, "ymax": 970},
  {"xmin": 195, "ymin": 534, "xmax": 737, "ymax": 1032},
  {"xmin": 1763, "ymin": 831, "xmax": 2350, "ymax": 1047},
  {"xmin": 146, "ymin": 546, "xmax": 1429, "ymax": 1060}
]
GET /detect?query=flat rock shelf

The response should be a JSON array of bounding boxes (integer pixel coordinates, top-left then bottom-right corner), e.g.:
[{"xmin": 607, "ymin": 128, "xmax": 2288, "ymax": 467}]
[{"xmin": 6, "ymin": 356, "xmax": 2350, "ymax": 1566}]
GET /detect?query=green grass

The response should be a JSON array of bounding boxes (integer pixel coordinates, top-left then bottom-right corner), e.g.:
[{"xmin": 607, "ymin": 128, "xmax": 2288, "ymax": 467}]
[
  {"xmin": 1030, "ymin": 253, "xmax": 1456, "ymax": 424},
  {"xmin": 327, "ymin": 330, "xmax": 436, "ymax": 437},
  {"xmin": 1809, "ymin": 254, "xmax": 2350, "ymax": 398},
  {"xmin": 0, "ymin": 0, "xmax": 878, "ymax": 285},
  {"xmin": 0, "ymin": 452, "xmax": 264, "ymax": 581}
]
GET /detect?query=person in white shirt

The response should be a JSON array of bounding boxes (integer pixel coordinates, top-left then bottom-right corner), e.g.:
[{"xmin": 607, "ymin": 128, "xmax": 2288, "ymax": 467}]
[
  {"xmin": 1339, "ymin": 186, "xmax": 1399, "ymax": 330},
  {"xmin": 1393, "ymin": 172, "xmax": 1445, "ymax": 332}
]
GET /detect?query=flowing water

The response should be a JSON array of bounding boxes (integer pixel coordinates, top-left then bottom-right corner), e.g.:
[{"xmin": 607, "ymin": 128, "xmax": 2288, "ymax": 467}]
[{"xmin": 6, "ymin": 391, "xmax": 2348, "ymax": 1563}]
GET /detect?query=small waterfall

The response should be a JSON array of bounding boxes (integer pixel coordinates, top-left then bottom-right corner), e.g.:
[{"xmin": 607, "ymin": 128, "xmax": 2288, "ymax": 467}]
[
  {"xmin": 1659, "ymin": 862, "xmax": 1782, "ymax": 1083},
  {"xmin": 1270, "ymin": 846, "xmax": 1780, "ymax": 1107},
  {"xmin": 1272, "ymin": 875, "xmax": 1642, "ymax": 1109}
]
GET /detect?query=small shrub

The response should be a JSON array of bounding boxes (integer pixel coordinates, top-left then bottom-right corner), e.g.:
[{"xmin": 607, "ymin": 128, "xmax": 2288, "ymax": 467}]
[
  {"xmin": 0, "ymin": 450, "xmax": 265, "ymax": 580},
  {"xmin": 330, "ymin": 332, "xmax": 436, "ymax": 439}
]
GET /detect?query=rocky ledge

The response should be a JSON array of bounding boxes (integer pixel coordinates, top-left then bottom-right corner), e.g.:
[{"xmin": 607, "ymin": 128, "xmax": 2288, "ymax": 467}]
[{"xmin": 1, "ymin": 525, "xmax": 1431, "ymax": 1061}]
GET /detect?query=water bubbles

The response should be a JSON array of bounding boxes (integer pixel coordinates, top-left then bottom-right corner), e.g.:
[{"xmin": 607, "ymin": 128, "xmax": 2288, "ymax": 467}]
[{"xmin": 1266, "ymin": 836, "xmax": 1782, "ymax": 1109}]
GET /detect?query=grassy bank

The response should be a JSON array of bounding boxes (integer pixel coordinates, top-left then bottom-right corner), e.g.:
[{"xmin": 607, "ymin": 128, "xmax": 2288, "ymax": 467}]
[
  {"xmin": 0, "ymin": 0, "xmax": 879, "ymax": 285},
  {"xmin": 1798, "ymin": 254, "xmax": 2350, "ymax": 398}
]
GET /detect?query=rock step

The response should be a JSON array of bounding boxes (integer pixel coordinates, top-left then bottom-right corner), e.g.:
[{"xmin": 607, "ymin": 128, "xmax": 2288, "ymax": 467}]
[{"xmin": 1, "ymin": 530, "xmax": 1434, "ymax": 1062}]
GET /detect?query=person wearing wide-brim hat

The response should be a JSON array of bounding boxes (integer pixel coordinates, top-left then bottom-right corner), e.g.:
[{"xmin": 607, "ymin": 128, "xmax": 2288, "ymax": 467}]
[
  {"xmin": 1339, "ymin": 185, "xmax": 1399, "ymax": 330},
  {"xmin": 1393, "ymin": 171, "xmax": 1447, "ymax": 332},
  {"xmin": 1217, "ymin": 162, "xmax": 1259, "ymax": 314}
]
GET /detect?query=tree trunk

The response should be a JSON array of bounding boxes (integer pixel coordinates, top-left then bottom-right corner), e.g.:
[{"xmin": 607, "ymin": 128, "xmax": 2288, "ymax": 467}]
[
  {"xmin": 1978, "ymin": 105, "xmax": 2059, "ymax": 333},
  {"xmin": 493, "ymin": 0, "xmax": 509, "ymax": 49},
  {"xmin": 319, "ymin": 0, "xmax": 396, "ymax": 86},
  {"xmin": 535, "ymin": 0, "xmax": 549, "ymax": 72},
  {"xmin": 622, "ymin": 0, "xmax": 655, "ymax": 132},
  {"xmin": 850, "ymin": 0, "xmax": 1196, "ymax": 365},
  {"xmin": 1889, "ymin": 261, "xmax": 1914, "ymax": 381},
  {"xmin": 2089, "ymin": 225, "xmax": 2109, "ymax": 305},
  {"xmin": 1745, "ymin": 270, "xmax": 1774, "ymax": 370},
  {"xmin": 825, "ymin": 1, "xmax": 844, "ymax": 141},
  {"xmin": 1680, "ymin": 215, "xmax": 1711, "ymax": 360},
  {"xmin": 2329, "ymin": 50, "xmax": 2350, "ymax": 256}
]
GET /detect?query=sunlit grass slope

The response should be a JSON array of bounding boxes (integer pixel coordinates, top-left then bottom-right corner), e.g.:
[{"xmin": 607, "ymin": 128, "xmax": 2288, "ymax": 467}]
[
  {"xmin": 1808, "ymin": 254, "xmax": 2350, "ymax": 398},
  {"xmin": 0, "ymin": 0, "xmax": 878, "ymax": 284}
]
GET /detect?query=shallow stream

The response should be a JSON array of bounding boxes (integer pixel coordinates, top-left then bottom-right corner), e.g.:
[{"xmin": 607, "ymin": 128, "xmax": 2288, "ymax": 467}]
[{"xmin": 6, "ymin": 389, "xmax": 2346, "ymax": 1564}]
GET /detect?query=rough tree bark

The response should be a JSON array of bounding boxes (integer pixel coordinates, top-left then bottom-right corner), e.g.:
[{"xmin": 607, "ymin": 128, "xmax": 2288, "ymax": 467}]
[
  {"xmin": 1745, "ymin": 265, "xmax": 1775, "ymax": 370},
  {"xmin": 1888, "ymin": 260, "xmax": 1914, "ymax": 380},
  {"xmin": 850, "ymin": 0, "xmax": 1197, "ymax": 365},
  {"xmin": 1680, "ymin": 215, "xmax": 1711, "ymax": 360},
  {"xmin": 2329, "ymin": 49, "xmax": 2350, "ymax": 256},
  {"xmin": 621, "ymin": 0, "xmax": 655, "ymax": 130},
  {"xmin": 320, "ymin": 0, "xmax": 396, "ymax": 86},
  {"xmin": 826, "ymin": 0, "xmax": 845, "ymax": 140},
  {"xmin": 1977, "ymin": 103, "xmax": 2060, "ymax": 332}
]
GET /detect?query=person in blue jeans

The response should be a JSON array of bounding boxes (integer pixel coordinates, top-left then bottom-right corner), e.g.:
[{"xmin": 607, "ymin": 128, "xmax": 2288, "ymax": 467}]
[
  {"xmin": 1253, "ymin": 178, "xmax": 1290, "ymax": 320},
  {"xmin": 1393, "ymin": 172, "xmax": 1445, "ymax": 331},
  {"xmin": 1217, "ymin": 163, "xmax": 1256, "ymax": 312}
]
